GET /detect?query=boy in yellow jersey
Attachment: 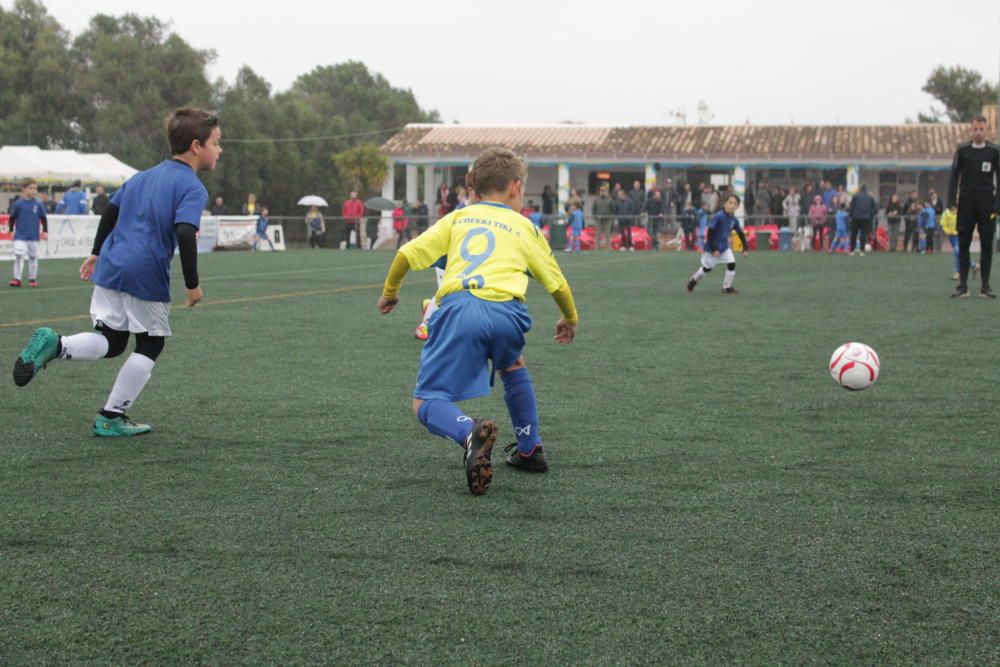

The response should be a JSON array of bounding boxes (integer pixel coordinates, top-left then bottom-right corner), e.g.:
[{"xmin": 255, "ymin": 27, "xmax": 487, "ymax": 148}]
[
  {"xmin": 378, "ymin": 147, "xmax": 579, "ymax": 495},
  {"xmin": 941, "ymin": 202, "xmax": 978, "ymax": 281}
]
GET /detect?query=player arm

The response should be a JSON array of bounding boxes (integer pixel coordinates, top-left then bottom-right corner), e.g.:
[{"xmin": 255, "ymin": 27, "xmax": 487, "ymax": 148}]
[
  {"xmin": 734, "ymin": 221, "xmax": 748, "ymax": 251},
  {"xmin": 551, "ymin": 283, "xmax": 579, "ymax": 326},
  {"xmin": 90, "ymin": 204, "xmax": 120, "ymax": 255},
  {"xmin": 381, "ymin": 252, "xmax": 411, "ymax": 299},
  {"xmin": 946, "ymin": 148, "xmax": 961, "ymax": 209},
  {"xmin": 175, "ymin": 223, "xmax": 199, "ymax": 289}
]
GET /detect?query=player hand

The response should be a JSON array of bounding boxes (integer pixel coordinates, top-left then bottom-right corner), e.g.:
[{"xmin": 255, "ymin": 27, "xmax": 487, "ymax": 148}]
[
  {"xmin": 377, "ymin": 295, "xmax": 399, "ymax": 314},
  {"xmin": 79, "ymin": 254, "xmax": 98, "ymax": 281},
  {"xmin": 185, "ymin": 286, "xmax": 203, "ymax": 307},
  {"xmin": 554, "ymin": 318, "xmax": 576, "ymax": 344},
  {"xmin": 743, "ymin": 250, "xmax": 749, "ymax": 257},
  {"xmin": 712, "ymin": 250, "xmax": 720, "ymax": 257}
]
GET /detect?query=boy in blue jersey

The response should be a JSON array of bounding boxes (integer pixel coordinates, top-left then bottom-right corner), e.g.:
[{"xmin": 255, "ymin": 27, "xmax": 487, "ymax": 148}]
[
  {"xmin": 8, "ymin": 178, "xmax": 48, "ymax": 288},
  {"xmin": 252, "ymin": 206, "xmax": 275, "ymax": 251},
  {"xmin": 56, "ymin": 180, "xmax": 89, "ymax": 214},
  {"xmin": 12, "ymin": 108, "xmax": 221, "ymax": 437},
  {"xmin": 566, "ymin": 202, "xmax": 584, "ymax": 253},
  {"xmin": 686, "ymin": 194, "xmax": 749, "ymax": 294},
  {"xmin": 379, "ymin": 147, "xmax": 579, "ymax": 495},
  {"xmin": 918, "ymin": 201, "xmax": 936, "ymax": 254},
  {"xmin": 830, "ymin": 203, "xmax": 850, "ymax": 253}
]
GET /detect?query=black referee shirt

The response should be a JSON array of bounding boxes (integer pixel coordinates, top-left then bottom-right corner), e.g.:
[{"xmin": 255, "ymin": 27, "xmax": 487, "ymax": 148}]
[{"xmin": 947, "ymin": 141, "xmax": 1000, "ymax": 211}]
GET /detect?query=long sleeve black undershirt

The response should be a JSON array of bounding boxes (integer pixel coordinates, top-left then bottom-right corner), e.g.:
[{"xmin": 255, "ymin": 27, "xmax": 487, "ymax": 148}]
[
  {"xmin": 90, "ymin": 204, "xmax": 199, "ymax": 289},
  {"xmin": 175, "ymin": 223, "xmax": 199, "ymax": 289}
]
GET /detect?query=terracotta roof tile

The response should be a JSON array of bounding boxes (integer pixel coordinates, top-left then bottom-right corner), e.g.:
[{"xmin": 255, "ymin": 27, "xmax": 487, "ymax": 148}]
[{"xmin": 382, "ymin": 123, "xmax": 972, "ymax": 162}]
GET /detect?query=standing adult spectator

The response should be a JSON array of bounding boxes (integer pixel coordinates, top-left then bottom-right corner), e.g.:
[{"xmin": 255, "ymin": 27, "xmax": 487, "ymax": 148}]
[
  {"xmin": 39, "ymin": 191, "xmax": 56, "ymax": 214},
  {"xmin": 366, "ymin": 209, "xmax": 380, "ymax": 250},
  {"xmin": 392, "ymin": 202, "xmax": 410, "ymax": 249},
  {"xmin": 885, "ymin": 193, "xmax": 903, "ymax": 251},
  {"xmin": 591, "ymin": 185, "xmax": 616, "ymax": 250},
  {"xmin": 848, "ymin": 184, "xmax": 877, "ymax": 255},
  {"xmin": 783, "ymin": 187, "xmax": 801, "ymax": 229},
  {"xmin": 413, "ymin": 199, "xmax": 430, "ymax": 235},
  {"xmin": 948, "ymin": 114, "xmax": 1000, "ymax": 298},
  {"xmin": 615, "ymin": 189, "xmax": 636, "ymax": 251},
  {"xmin": 660, "ymin": 178, "xmax": 677, "ymax": 235},
  {"xmin": 342, "ymin": 189, "xmax": 365, "ymax": 249},
  {"xmin": 903, "ymin": 191, "xmax": 921, "ymax": 252},
  {"xmin": 210, "ymin": 196, "xmax": 229, "ymax": 215},
  {"xmin": 628, "ymin": 180, "xmax": 646, "ymax": 215},
  {"xmin": 644, "ymin": 188, "xmax": 666, "ymax": 250},
  {"xmin": 754, "ymin": 181, "xmax": 771, "ymax": 225},
  {"xmin": 241, "ymin": 192, "xmax": 258, "ymax": 216},
  {"xmin": 744, "ymin": 181, "xmax": 755, "ymax": 224},
  {"xmin": 808, "ymin": 195, "xmax": 828, "ymax": 252},
  {"xmin": 57, "ymin": 180, "xmax": 88, "ymax": 214},
  {"xmin": 702, "ymin": 183, "xmax": 719, "ymax": 214},
  {"xmin": 305, "ymin": 205, "xmax": 325, "ymax": 248},
  {"xmin": 91, "ymin": 185, "xmax": 110, "ymax": 216},
  {"xmin": 541, "ymin": 185, "xmax": 555, "ymax": 216}
]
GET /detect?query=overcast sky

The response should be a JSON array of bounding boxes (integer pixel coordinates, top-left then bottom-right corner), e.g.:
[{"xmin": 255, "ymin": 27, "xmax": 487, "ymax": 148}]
[{"xmin": 30, "ymin": 0, "xmax": 1000, "ymax": 127}]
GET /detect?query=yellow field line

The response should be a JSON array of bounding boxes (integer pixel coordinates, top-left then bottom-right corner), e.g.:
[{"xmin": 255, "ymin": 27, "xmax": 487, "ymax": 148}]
[{"xmin": 0, "ymin": 253, "xmax": 649, "ymax": 331}]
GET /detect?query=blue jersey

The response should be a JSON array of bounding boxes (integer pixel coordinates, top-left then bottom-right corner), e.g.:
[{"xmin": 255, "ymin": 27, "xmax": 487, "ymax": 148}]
[
  {"xmin": 528, "ymin": 211, "xmax": 543, "ymax": 228},
  {"xmin": 919, "ymin": 207, "xmax": 936, "ymax": 229},
  {"xmin": 569, "ymin": 209, "xmax": 584, "ymax": 232},
  {"xmin": 9, "ymin": 198, "xmax": 47, "ymax": 241},
  {"xmin": 705, "ymin": 211, "xmax": 741, "ymax": 253},
  {"xmin": 256, "ymin": 215, "xmax": 269, "ymax": 236},
  {"xmin": 93, "ymin": 159, "xmax": 208, "ymax": 303},
  {"xmin": 835, "ymin": 210, "xmax": 849, "ymax": 233},
  {"xmin": 57, "ymin": 189, "xmax": 89, "ymax": 214}
]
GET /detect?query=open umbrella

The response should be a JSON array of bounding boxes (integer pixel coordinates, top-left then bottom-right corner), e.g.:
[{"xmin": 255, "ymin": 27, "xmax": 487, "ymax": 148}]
[
  {"xmin": 297, "ymin": 195, "xmax": 328, "ymax": 207},
  {"xmin": 364, "ymin": 196, "xmax": 396, "ymax": 212}
]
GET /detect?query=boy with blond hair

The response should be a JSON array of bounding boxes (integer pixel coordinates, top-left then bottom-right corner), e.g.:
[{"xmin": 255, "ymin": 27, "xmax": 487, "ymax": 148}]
[{"xmin": 379, "ymin": 147, "xmax": 579, "ymax": 495}]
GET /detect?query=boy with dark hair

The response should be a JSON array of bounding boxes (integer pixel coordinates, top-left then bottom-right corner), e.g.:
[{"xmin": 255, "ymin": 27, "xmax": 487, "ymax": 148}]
[
  {"xmin": 379, "ymin": 147, "xmax": 579, "ymax": 495},
  {"xmin": 12, "ymin": 108, "xmax": 221, "ymax": 437},
  {"xmin": 252, "ymin": 206, "xmax": 275, "ymax": 251},
  {"xmin": 8, "ymin": 178, "xmax": 48, "ymax": 287},
  {"xmin": 7, "ymin": 178, "xmax": 49, "ymax": 287},
  {"xmin": 686, "ymin": 194, "xmax": 749, "ymax": 294}
]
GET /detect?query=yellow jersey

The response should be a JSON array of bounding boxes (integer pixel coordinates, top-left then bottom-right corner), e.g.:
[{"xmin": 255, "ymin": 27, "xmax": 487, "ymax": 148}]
[
  {"xmin": 399, "ymin": 201, "xmax": 569, "ymax": 304},
  {"xmin": 940, "ymin": 208, "xmax": 957, "ymax": 235}
]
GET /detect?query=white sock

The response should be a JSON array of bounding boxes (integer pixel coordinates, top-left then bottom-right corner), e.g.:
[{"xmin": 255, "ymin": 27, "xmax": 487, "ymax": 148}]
[
  {"xmin": 28, "ymin": 258, "xmax": 38, "ymax": 280},
  {"xmin": 104, "ymin": 353, "xmax": 155, "ymax": 414},
  {"xmin": 13, "ymin": 256, "xmax": 24, "ymax": 280},
  {"xmin": 59, "ymin": 333, "xmax": 109, "ymax": 360},
  {"xmin": 692, "ymin": 267, "xmax": 706, "ymax": 282},
  {"xmin": 422, "ymin": 298, "xmax": 440, "ymax": 326},
  {"xmin": 724, "ymin": 269, "xmax": 736, "ymax": 289}
]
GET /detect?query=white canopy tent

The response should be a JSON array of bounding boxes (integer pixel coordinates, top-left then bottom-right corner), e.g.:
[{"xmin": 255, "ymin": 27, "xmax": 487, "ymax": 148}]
[{"xmin": 0, "ymin": 146, "xmax": 138, "ymax": 185}]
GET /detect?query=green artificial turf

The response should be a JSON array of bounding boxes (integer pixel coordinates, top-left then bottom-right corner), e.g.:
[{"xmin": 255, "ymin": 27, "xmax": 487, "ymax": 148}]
[{"xmin": 1, "ymin": 249, "xmax": 997, "ymax": 664}]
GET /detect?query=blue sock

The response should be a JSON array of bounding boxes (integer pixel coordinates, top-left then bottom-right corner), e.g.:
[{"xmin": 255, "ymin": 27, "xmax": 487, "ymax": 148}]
[
  {"xmin": 502, "ymin": 367, "xmax": 542, "ymax": 456},
  {"xmin": 417, "ymin": 400, "xmax": 474, "ymax": 447}
]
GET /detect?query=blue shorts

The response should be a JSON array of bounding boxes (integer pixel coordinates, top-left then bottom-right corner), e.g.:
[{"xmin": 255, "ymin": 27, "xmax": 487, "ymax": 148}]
[{"xmin": 414, "ymin": 291, "xmax": 532, "ymax": 402}]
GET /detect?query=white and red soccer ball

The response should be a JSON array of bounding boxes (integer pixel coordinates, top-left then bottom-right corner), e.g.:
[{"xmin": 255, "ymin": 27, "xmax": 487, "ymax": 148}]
[{"xmin": 829, "ymin": 342, "xmax": 880, "ymax": 391}]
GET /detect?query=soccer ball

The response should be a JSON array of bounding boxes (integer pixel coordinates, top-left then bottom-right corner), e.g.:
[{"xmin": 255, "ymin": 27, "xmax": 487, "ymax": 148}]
[{"xmin": 829, "ymin": 342, "xmax": 880, "ymax": 390}]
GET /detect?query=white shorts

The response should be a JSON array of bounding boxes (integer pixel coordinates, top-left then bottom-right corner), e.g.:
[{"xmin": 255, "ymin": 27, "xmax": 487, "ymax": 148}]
[
  {"xmin": 701, "ymin": 248, "xmax": 736, "ymax": 270},
  {"xmin": 13, "ymin": 240, "xmax": 38, "ymax": 259},
  {"xmin": 90, "ymin": 286, "xmax": 172, "ymax": 337}
]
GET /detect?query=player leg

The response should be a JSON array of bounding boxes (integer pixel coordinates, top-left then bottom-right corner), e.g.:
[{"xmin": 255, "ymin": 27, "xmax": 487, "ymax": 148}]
[
  {"xmin": 976, "ymin": 206, "xmax": 995, "ymax": 297},
  {"xmin": 10, "ymin": 240, "xmax": 26, "ymax": 286},
  {"xmin": 688, "ymin": 253, "xmax": 716, "ymax": 291},
  {"xmin": 500, "ymin": 357, "xmax": 548, "ymax": 473},
  {"xmin": 94, "ymin": 332, "xmax": 164, "ymax": 436},
  {"xmin": 26, "ymin": 241, "xmax": 39, "ymax": 285},
  {"xmin": 722, "ymin": 253, "xmax": 739, "ymax": 294}
]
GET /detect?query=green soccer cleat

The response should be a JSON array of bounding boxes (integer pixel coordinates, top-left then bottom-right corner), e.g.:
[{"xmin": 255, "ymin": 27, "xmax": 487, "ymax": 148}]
[
  {"xmin": 92, "ymin": 414, "xmax": 152, "ymax": 437},
  {"xmin": 13, "ymin": 327, "xmax": 60, "ymax": 387}
]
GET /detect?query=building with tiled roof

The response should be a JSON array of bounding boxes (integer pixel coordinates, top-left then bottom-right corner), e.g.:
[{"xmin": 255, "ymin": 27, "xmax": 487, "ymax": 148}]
[{"xmin": 379, "ymin": 106, "xmax": 997, "ymax": 221}]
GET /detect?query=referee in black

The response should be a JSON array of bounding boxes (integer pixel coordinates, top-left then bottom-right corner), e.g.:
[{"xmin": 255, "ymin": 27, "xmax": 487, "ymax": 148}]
[{"xmin": 948, "ymin": 114, "xmax": 1000, "ymax": 298}]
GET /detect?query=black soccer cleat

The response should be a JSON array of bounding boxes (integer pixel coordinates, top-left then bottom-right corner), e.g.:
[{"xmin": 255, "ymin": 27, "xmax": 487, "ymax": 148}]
[
  {"xmin": 686, "ymin": 278, "xmax": 697, "ymax": 292},
  {"xmin": 463, "ymin": 418, "xmax": 497, "ymax": 495},
  {"xmin": 504, "ymin": 443, "xmax": 549, "ymax": 473},
  {"xmin": 721, "ymin": 287, "xmax": 739, "ymax": 295},
  {"xmin": 951, "ymin": 286, "xmax": 969, "ymax": 298},
  {"xmin": 980, "ymin": 286, "xmax": 996, "ymax": 299}
]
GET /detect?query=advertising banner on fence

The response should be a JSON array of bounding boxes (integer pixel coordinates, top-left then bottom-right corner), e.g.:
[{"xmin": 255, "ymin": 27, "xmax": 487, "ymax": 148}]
[{"xmin": 1, "ymin": 215, "xmax": 284, "ymax": 260}]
